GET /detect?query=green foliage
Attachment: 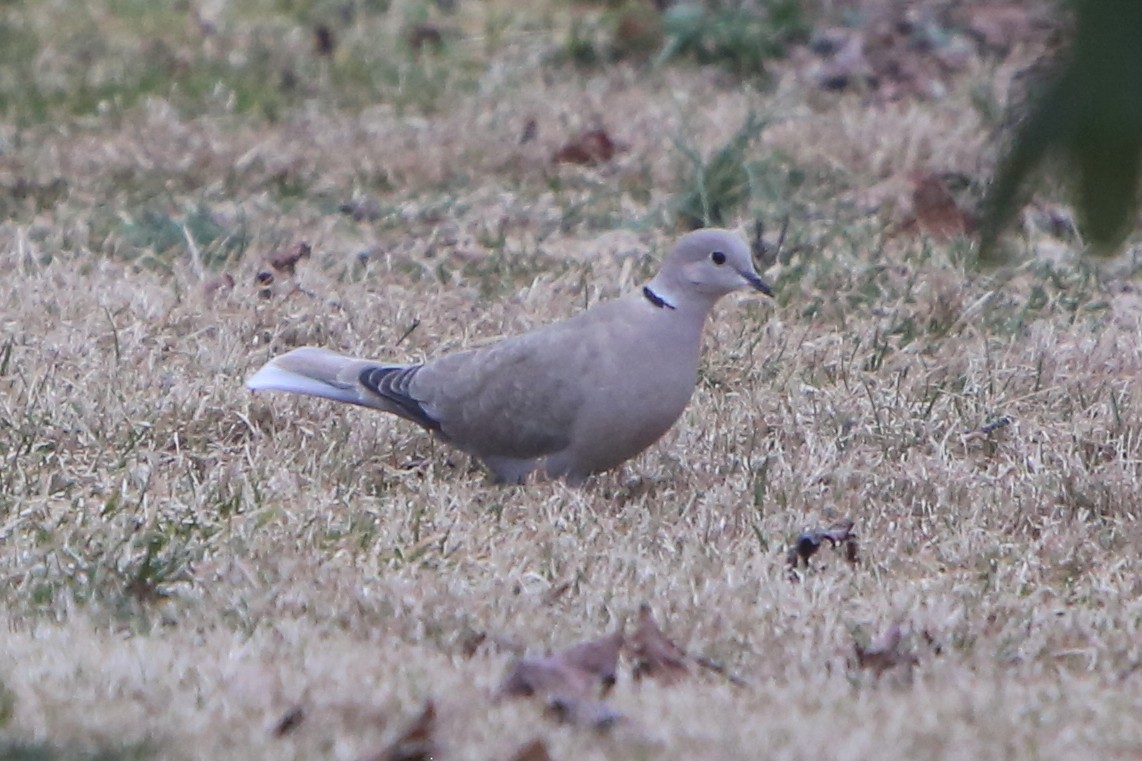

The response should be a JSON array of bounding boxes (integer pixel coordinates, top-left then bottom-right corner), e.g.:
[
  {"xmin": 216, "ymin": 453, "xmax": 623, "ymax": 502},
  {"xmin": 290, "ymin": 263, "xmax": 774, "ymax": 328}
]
[
  {"xmin": 0, "ymin": 742, "xmax": 153, "ymax": 761},
  {"xmin": 20, "ymin": 501, "xmax": 210, "ymax": 623},
  {"xmin": 0, "ymin": 680, "xmax": 13, "ymax": 728},
  {"xmin": 556, "ymin": 0, "xmax": 807, "ymax": 76},
  {"xmin": 657, "ymin": 0, "xmax": 808, "ymax": 76},
  {"xmin": 0, "ymin": 0, "xmax": 471, "ymax": 125},
  {"xmin": 981, "ymin": 0, "xmax": 1142, "ymax": 257},
  {"xmin": 118, "ymin": 203, "xmax": 250, "ymax": 271},
  {"xmin": 673, "ymin": 112, "xmax": 771, "ymax": 228}
]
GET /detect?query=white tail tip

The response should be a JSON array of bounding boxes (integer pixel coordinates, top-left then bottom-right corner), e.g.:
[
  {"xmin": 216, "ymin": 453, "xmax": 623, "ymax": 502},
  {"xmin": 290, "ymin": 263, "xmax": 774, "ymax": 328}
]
[{"xmin": 246, "ymin": 363, "xmax": 340, "ymax": 397}]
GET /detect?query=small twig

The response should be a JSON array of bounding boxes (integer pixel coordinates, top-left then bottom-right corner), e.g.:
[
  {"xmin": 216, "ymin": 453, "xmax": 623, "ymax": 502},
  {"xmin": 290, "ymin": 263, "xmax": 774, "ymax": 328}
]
[
  {"xmin": 396, "ymin": 318, "xmax": 422, "ymax": 346},
  {"xmin": 979, "ymin": 415, "xmax": 1013, "ymax": 434},
  {"xmin": 182, "ymin": 223, "xmax": 204, "ymax": 280},
  {"xmin": 271, "ymin": 705, "xmax": 305, "ymax": 737},
  {"xmin": 752, "ymin": 214, "xmax": 791, "ymax": 269},
  {"xmin": 774, "ymin": 213, "xmax": 789, "ymax": 261},
  {"xmin": 691, "ymin": 654, "xmax": 749, "ymax": 688},
  {"xmin": 962, "ymin": 415, "xmax": 1012, "ymax": 442}
]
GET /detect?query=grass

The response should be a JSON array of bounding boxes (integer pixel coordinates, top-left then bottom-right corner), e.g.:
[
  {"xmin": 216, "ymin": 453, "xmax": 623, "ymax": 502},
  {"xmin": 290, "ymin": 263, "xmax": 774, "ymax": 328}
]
[
  {"xmin": 0, "ymin": 0, "xmax": 482, "ymax": 125},
  {"xmin": 0, "ymin": 1, "xmax": 1139, "ymax": 759}
]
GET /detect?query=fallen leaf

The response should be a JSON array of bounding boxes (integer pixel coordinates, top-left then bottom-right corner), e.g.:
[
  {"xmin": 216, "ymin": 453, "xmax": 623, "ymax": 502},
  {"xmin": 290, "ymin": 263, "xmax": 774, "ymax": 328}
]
[
  {"xmin": 629, "ymin": 604, "xmax": 688, "ymax": 685},
  {"xmin": 497, "ymin": 629, "xmax": 622, "ymax": 700},
  {"xmin": 553, "ymin": 128, "xmax": 619, "ymax": 165},
  {"xmin": 545, "ymin": 695, "xmax": 624, "ymax": 732},
  {"xmin": 498, "ymin": 655, "xmax": 592, "ymax": 700},
  {"xmin": 507, "ymin": 738, "xmax": 554, "ymax": 761},
  {"xmin": 799, "ymin": 3, "xmax": 1046, "ymax": 103},
  {"xmin": 907, "ymin": 173, "xmax": 976, "ymax": 239},
  {"xmin": 270, "ymin": 242, "xmax": 312, "ymax": 276},
  {"xmin": 559, "ymin": 629, "xmax": 623, "ymax": 693},
  {"xmin": 854, "ymin": 624, "xmax": 918, "ymax": 677},
  {"xmin": 786, "ymin": 518, "xmax": 859, "ymax": 572},
  {"xmin": 360, "ymin": 700, "xmax": 437, "ymax": 761}
]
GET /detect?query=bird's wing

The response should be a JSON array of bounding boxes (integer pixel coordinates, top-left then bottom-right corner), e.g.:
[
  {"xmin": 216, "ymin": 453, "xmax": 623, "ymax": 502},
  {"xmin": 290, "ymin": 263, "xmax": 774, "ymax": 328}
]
[{"xmin": 410, "ymin": 320, "xmax": 593, "ymax": 459}]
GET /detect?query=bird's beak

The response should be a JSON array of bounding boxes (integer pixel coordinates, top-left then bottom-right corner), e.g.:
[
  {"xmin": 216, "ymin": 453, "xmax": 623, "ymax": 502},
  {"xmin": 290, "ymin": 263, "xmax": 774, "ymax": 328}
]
[{"xmin": 741, "ymin": 270, "xmax": 774, "ymax": 297}]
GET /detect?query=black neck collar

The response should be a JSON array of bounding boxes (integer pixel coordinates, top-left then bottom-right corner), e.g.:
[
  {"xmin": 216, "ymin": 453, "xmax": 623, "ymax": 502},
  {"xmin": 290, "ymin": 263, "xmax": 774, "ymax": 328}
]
[{"xmin": 643, "ymin": 286, "xmax": 676, "ymax": 310}]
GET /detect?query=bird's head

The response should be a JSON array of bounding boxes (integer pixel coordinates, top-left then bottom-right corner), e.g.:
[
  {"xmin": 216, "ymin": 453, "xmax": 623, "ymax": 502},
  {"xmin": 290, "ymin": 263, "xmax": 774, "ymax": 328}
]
[{"xmin": 661, "ymin": 228, "xmax": 773, "ymax": 301}]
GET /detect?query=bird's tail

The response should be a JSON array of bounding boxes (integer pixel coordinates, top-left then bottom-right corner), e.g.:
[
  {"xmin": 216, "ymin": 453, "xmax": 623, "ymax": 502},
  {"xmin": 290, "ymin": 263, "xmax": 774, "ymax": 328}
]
[{"xmin": 246, "ymin": 347, "xmax": 398, "ymax": 409}]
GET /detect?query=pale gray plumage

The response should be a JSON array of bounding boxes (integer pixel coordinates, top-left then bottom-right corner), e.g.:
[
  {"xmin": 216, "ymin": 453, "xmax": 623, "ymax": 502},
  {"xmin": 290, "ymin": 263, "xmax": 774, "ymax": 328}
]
[{"xmin": 246, "ymin": 228, "xmax": 772, "ymax": 484}]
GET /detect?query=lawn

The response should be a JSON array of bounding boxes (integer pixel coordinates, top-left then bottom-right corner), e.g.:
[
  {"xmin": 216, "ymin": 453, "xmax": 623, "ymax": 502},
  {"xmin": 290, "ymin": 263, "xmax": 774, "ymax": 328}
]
[{"xmin": 0, "ymin": 1, "xmax": 1139, "ymax": 759}]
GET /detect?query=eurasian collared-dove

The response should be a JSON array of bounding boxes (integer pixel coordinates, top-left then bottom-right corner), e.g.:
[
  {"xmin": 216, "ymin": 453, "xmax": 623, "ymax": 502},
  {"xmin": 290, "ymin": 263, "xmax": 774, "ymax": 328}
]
[{"xmin": 247, "ymin": 228, "xmax": 772, "ymax": 483}]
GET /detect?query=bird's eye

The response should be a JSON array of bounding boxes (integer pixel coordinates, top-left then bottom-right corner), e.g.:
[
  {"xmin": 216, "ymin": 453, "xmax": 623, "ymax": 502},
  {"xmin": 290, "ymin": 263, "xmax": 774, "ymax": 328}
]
[{"xmin": 711, "ymin": 251, "xmax": 726, "ymax": 265}]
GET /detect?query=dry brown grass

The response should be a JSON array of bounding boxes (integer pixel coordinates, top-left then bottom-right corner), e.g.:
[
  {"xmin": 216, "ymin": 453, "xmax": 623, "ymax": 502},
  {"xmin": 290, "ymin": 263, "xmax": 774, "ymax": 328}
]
[{"xmin": 0, "ymin": 2, "xmax": 1139, "ymax": 760}]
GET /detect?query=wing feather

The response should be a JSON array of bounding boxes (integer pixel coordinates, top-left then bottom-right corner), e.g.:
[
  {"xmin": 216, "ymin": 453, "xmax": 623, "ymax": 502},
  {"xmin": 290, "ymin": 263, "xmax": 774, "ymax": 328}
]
[{"xmin": 358, "ymin": 365, "xmax": 441, "ymax": 431}]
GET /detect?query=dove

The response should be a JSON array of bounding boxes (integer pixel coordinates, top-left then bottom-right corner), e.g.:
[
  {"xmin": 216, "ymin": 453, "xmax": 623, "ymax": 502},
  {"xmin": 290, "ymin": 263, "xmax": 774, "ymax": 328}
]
[{"xmin": 246, "ymin": 228, "xmax": 772, "ymax": 484}]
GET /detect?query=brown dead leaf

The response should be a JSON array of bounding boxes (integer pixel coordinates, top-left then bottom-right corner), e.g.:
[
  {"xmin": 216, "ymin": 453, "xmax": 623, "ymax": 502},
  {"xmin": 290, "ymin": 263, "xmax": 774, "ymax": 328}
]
[
  {"xmin": 906, "ymin": 173, "xmax": 976, "ymax": 239},
  {"xmin": 786, "ymin": 518, "xmax": 859, "ymax": 573},
  {"xmin": 497, "ymin": 629, "xmax": 622, "ymax": 700},
  {"xmin": 498, "ymin": 655, "xmax": 593, "ymax": 700},
  {"xmin": 269, "ymin": 241, "xmax": 312, "ymax": 276},
  {"xmin": 553, "ymin": 128, "xmax": 619, "ymax": 166},
  {"xmin": 359, "ymin": 700, "xmax": 437, "ymax": 761},
  {"xmin": 545, "ymin": 695, "xmax": 624, "ymax": 732},
  {"xmin": 629, "ymin": 604, "xmax": 688, "ymax": 685},
  {"xmin": 802, "ymin": 4, "xmax": 1028, "ymax": 103},
  {"xmin": 559, "ymin": 629, "xmax": 623, "ymax": 693},
  {"xmin": 508, "ymin": 738, "xmax": 554, "ymax": 761},
  {"xmin": 854, "ymin": 624, "xmax": 918, "ymax": 677}
]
